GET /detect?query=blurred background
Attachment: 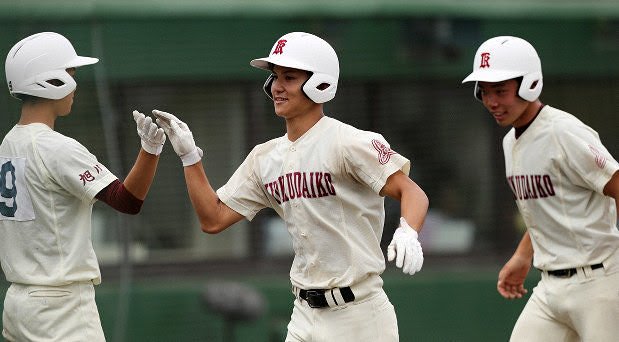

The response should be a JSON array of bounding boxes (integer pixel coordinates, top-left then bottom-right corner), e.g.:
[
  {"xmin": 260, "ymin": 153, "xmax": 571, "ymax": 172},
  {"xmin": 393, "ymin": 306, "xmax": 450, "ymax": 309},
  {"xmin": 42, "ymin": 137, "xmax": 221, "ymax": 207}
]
[{"xmin": 0, "ymin": 0, "xmax": 617, "ymax": 341}]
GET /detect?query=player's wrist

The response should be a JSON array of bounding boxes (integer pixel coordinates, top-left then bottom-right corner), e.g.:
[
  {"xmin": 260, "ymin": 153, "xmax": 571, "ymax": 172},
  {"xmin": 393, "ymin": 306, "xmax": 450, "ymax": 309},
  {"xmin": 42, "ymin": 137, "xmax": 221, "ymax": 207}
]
[
  {"xmin": 180, "ymin": 146, "xmax": 203, "ymax": 166},
  {"xmin": 397, "ymin": 218, "xmax": 419, "ymax": 240},
  {"xmin": 141, "ymin": 140, "xmax": 163, "ymax": 156},
  {"xmin": 406, "ymin": 227, "xmax": 419, "ymax": 240}
]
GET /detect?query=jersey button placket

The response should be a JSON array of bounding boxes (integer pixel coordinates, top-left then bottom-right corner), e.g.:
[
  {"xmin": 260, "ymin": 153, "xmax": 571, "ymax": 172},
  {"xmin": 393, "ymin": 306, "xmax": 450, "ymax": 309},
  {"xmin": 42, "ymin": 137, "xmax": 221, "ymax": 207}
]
[
  {"xmin": 287, "ymin": 144, "xmax": 295, "ymax": 172},
  {"xmin": 288, "ymin": 145, "xmax": 298, "ymax": 207},
  {"xmin": 513, "ymin": 144, "xmax": 528, "ymax": 212}
]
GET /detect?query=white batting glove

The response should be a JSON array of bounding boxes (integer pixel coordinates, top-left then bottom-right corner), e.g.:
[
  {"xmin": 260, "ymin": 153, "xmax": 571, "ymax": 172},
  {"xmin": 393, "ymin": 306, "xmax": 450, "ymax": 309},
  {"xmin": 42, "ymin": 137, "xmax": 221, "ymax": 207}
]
[
  {"xmin": 133, "ymin": 110, "xmax": 165, "ymax": 155},
  {"xmin": 152, "ymin": 109, "xmax": 203, "ymax": 166},
  {"xmin": 387, "ymin": 217, "xmax": 424, "ymax": 275}
]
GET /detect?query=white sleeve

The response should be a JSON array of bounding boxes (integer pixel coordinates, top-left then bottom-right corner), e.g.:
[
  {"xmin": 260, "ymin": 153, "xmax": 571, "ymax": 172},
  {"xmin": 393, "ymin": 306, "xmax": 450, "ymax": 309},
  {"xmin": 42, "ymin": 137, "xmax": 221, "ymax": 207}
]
[
  {"xmin": 38, "ymin": 136, "xmax": 117, "ymax": 202},
  {"xmin": 341, "ymin": 129, "xmax": 410, "ymax": 195},
  {"xmin": 556, "ymin": 122, "xmax": 619, "ymax": 194},
  {"xmin": 216, "ymin": 147, "xmax": 270, "ymax": 221}
]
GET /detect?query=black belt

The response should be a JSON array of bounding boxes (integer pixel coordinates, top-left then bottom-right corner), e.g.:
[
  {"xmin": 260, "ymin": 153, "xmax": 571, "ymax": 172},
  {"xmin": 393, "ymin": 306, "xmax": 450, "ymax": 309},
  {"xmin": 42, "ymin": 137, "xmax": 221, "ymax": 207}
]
[
  {"xmin": 545, "ymin": 263, "xmax": 603, "ymax": 278},
  {"xmin": 298, "ymin": 287, "xmax": 355, "ymax": 308}
]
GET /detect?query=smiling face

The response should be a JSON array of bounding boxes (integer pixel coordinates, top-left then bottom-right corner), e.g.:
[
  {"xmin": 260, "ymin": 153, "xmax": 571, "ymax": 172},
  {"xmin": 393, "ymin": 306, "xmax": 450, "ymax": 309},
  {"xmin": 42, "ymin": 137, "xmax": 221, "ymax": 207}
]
[
  {"xmin": 477, "ymin": 79, "xmax": 536, "ymax": 128},
  {"xmin": 269, "ymin": 65, "xmax": 319, "ymax": 119}
]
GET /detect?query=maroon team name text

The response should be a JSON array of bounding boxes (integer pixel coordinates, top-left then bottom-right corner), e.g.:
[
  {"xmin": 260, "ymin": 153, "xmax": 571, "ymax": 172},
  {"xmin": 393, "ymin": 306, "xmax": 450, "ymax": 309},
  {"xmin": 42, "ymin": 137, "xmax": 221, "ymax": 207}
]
[
  {"xmin": 507, "ymin": 174, "xmax": 555, "ymax": 200},
  {"xmin": 264, "ymin": 171, "xmax": 336, "ymax": 204}
]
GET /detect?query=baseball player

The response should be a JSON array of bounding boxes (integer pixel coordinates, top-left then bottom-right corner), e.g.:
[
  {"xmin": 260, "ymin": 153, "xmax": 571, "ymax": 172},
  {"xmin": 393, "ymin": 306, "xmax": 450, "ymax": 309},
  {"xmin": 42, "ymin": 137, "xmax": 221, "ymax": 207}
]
[
  {"xmin": 0, "ymin": 32, "xmax": 165, "ymax": 341},
  {"xmin": 152, "ymin": 32, "xmax": 429, "ymax": 341},
  {"xmin": 463, "ymin": 36, "xmax": 619, "ymax": 341}
]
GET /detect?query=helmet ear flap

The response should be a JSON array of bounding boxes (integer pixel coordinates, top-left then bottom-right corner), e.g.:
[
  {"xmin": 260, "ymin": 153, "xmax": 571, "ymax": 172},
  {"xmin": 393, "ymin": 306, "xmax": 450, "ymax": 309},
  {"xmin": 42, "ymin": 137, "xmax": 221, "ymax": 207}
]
[
  {"xmin": 263, "ymin": 74, "xmax": 275, "ymax": 100},
  {"xmin": 262, "ymin": 72, "xmax": 338, "ymax": 104},
  {"xmin": 518, "ymin": 72, "xmax": 543, "ymax": 102},
  {"xmin": 20, "ymin": 69, "xmax": 77, "ymax": 100},
  {"xmin": 302, "ymin": 72, "xmax": 337, "ymax": 103}
]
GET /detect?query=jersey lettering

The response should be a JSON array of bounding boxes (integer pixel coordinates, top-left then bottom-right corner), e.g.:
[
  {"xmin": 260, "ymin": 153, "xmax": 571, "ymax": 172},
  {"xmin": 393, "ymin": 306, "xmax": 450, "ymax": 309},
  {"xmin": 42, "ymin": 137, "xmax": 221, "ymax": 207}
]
[
  {"xmin": 79, "ymin": 170, "xmax": 96, "ymax": 185},
  {"xmin": 308, "ymin": 172, "xmax": 317, "ymax": 198},
  {"xmin": 264, "ymin": 171, "xmax": 336, "ymax": 205},
  {"xmin": 285, "ymin": 173, "xmax": 295, "ymax": 200},
  {"xmin": 507, "ymin": 174, "xmax": 555, "ymax": 200},
  {"xmin": 0, "ymin": 161, "xmax": 17, "ymax": 217},
  {"xmin": 277, "ymin": 176, "xmax": 290, "ymax": 202},
  {"xmin": 0, "ymin": 157, "xmax": 35, "ymax": 221}
]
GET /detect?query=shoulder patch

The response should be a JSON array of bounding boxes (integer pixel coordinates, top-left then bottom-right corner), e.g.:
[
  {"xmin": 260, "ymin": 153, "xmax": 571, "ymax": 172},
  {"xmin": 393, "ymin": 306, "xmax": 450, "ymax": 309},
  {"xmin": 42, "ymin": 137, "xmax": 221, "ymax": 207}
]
[
  {"xmin": 588, "ymin": 145, "xmax": 607, "ymax": 169},
  {"xmin": 372, "ymin": 139, "xmax": 396, "ymax": 165}
]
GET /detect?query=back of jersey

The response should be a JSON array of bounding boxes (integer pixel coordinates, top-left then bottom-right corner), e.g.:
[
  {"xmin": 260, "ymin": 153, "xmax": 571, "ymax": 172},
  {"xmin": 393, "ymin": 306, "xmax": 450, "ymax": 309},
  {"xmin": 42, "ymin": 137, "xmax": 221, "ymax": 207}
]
[{"xmin": 0, "ymin": 124, "xmax": 114, "ymax": 286}]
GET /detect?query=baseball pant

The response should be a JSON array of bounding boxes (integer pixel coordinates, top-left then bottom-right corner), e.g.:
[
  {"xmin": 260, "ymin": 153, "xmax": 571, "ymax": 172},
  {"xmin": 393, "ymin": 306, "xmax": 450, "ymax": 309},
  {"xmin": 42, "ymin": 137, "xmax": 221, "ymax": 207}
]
[
  {"xmin": 286, "ymin": 288, "xmax": 399, "ymax": 342},
  {"xmin": 2, "ymin": 281, "xmax": 105, "ymax": 342},
  {"xmin": 510, "ymin": 259, "xmax": 619, "ymax": 342}
]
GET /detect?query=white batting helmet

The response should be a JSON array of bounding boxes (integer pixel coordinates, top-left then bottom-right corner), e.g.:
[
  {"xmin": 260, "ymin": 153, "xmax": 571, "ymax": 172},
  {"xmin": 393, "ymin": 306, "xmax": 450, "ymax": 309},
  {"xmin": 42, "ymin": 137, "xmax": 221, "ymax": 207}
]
[
  {"xmin": 462, "ymin": 36, "xmax": 543, "ymax": 102},
  {"xmin": 250, "ymin": 32, "xmax": 339, "ymax": 104},
  {"xmin": 5, "ymin": 32, "xmax": 99, "ymax": 100}
]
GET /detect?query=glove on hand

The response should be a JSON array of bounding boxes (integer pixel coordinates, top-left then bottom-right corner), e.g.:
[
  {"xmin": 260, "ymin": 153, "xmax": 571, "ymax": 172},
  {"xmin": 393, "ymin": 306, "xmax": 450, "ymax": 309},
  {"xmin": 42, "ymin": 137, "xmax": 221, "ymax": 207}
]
[
  {"xmin": 152, "ymin": 109, "xmax": 203, "ymax": 166},
  {"xmin": 133, "ymin": 110, "xmax": 165, "ymax": 155},
  {"xmin": 387, "ymin": 217, "xmax": 424, "ymax": 275}
]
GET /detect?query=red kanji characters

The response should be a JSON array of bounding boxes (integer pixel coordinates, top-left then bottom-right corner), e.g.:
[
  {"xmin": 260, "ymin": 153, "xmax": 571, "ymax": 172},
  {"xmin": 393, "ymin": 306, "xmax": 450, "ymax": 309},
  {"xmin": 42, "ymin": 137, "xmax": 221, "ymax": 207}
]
[{"xmin": 79, "ymin": 170, "xmax": 95, "ymax": 185}]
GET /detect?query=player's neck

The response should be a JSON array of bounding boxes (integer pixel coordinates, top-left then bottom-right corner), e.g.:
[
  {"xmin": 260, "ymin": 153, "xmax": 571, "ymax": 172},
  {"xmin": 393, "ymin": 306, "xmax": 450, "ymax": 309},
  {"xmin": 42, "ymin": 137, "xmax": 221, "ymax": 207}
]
[
  {"xmin": 19, "ymin": 102, "xmax": 58, "ymax": 129},
  {"xmin": 513, "ymin": 100, "xmax": 543, "ymax": 129},
  {"xmin": 285, "ymin": 109, "xmax": 324, "ymax": 142}
]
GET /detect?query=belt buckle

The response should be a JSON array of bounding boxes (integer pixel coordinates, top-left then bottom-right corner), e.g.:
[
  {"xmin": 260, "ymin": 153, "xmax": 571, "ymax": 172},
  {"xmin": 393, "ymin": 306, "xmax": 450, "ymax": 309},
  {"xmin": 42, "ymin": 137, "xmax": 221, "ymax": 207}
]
[
  {"xmin": 551, "ymin": 268, "xmax": 576, "ymax": 278},
  {"xmin": 305, "ymin": 290, "xmax": 325, "ymax": 308},
  {"xmin": 556, "ymin": 269, "xmax": 573, "ymax": 278}
]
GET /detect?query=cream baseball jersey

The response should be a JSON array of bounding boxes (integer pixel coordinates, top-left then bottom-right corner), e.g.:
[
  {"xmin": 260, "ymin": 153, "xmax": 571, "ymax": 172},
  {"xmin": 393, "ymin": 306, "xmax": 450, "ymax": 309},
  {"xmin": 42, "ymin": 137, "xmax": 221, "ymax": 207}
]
[
  {"xmin": 503, "ymin": 106, "xmax": 619, "ymax": 270},
  {"xmin": 217, "ymin": 116, "xmax": 410, "ymax": 289},
  {"xmin": 0, "ymin": 123, "xmax": 117, "ymax": 285}
]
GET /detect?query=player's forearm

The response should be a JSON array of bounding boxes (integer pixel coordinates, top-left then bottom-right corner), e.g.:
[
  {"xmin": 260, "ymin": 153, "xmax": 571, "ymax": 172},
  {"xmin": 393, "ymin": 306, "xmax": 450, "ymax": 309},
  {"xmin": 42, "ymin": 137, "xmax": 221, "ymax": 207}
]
[
  {"xmin": 122, "ymin": 149, "xmax": 160, "ymax": 200},
  {"xmin": 381, "ymin": 171, "xmax": 429, "ymax": 231},
  {"xmin": 513, "ymin": 231, "xmax": 534, "ymax": 262},
  {"xmin": 400, "ymin": 182, "xmax": 429, "ymax": 232},
  {"xmin": 183, "ymin": 162, "xmax": 234, "ymax": 233}
]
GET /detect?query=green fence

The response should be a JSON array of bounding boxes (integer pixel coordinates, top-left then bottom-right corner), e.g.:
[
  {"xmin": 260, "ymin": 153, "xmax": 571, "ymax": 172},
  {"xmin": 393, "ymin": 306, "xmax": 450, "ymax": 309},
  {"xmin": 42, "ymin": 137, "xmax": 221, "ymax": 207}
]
[{"xmin": 1, "ymin": 269, "xmax": 537, "ymax": 341}]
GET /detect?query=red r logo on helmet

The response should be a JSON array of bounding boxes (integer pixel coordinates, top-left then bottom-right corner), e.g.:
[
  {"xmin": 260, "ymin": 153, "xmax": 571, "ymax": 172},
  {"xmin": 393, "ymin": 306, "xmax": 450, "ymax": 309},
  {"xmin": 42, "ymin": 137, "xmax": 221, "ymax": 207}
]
[
  {"xmin": 273, "ymin": 39, "xmax": 287, "ymax": 55},
  {"xmin": 480, "ymin": 52, "xmax": 490, "ymax": 68}
]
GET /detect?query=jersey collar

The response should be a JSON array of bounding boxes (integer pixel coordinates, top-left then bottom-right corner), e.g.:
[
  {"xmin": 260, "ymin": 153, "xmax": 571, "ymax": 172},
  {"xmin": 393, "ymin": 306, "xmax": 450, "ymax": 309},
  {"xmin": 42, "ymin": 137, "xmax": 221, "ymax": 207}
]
[{"xmin": 515, "ymin": 103, "xmax": 545, "ymax": 139}]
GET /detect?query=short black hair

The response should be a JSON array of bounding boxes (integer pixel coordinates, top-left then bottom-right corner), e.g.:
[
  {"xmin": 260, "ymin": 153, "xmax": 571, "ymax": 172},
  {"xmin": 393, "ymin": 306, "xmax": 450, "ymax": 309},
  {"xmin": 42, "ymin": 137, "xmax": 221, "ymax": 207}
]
[{"xmin": 15, "ymin": 94, "xmax": 45, "ymax": 103}]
